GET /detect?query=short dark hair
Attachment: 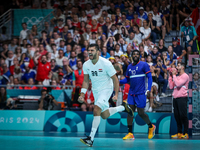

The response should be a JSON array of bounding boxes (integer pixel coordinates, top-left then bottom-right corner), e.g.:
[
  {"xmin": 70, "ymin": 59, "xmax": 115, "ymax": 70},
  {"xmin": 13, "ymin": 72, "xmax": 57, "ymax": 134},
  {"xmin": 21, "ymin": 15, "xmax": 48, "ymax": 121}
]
[
  {"xmin": 87, "ymin": 44, "xmax": 99, "ymax": 51},
  {"xmin": 131, "ymin": 49, "xmax": 140, "ymax": 56},
  {"xmin": 41, "ymin": 89, "xmax": 47, "ymax": 94},
  {"xmin": 177, "ymin": 62, "xmax": 185, "ymax": 68}
]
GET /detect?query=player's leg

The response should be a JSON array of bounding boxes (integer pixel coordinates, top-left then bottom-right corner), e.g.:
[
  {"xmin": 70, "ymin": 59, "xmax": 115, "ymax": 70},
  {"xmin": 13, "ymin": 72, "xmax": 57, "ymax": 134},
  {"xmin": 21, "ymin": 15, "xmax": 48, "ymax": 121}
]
[
  {"xmin": 123, "ymin": 93, "xmax": 136, "ymax": 140},
  {"xmin": 136, "ymin": 94, "xmax": 156, "ymax": 139}
]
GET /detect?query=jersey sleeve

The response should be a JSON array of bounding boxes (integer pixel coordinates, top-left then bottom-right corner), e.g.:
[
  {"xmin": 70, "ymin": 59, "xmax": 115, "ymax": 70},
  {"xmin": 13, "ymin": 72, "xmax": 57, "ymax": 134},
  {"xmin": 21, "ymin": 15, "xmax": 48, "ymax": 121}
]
[
  {"xmin": 83, "ymin": 63, "xmax": 89, "ymax": 75},
  {"xmin": 105, "ymin": 61, "xmax": 116, "ymax": 77},
  {"xmin": 144, "ymin": 62, "xmax": 151, "ymax": 74},
  {"xmin": 125, "ymin": 66, "xmax": 130, "ymax": 78}
]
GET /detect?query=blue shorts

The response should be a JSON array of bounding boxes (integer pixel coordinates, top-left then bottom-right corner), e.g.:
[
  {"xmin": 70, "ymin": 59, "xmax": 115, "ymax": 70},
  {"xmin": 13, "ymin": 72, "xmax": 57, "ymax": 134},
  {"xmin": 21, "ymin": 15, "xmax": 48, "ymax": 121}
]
[{"xmin": 127, "ymin": 93, "xmax": 146, "ymax": 108}]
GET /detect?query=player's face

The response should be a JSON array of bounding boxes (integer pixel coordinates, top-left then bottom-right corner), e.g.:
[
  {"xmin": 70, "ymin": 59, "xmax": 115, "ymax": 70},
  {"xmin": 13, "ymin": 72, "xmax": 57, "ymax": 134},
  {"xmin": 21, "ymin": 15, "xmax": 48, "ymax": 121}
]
[
  {"xmin": 132, "ymin": 51, "xmax": 140, "ymax": 62},
  {"xmin": 87, "ymin": 47, "xmax": 98, "ymax": 60}
]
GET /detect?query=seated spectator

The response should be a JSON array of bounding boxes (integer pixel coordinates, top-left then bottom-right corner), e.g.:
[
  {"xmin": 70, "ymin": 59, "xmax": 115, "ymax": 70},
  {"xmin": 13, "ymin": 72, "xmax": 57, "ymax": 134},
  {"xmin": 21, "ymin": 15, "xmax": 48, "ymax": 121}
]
[
  {"xmin": 89, "ymin": 32, "xmax": 97, "ymax": 44},
  {"xmin": 24, "ymin": 78, "xmax": 37, "ymax": 90},
  {"xmin": 57, "ymin": 39, "xmax": 67, "ymax": 53},
  {"xmin": 21, "ymin": 64, "xmax": 36, "ymax": 84},
  {"xmin": 118, "ymin": 38, "xmax": 127, "ymax": 53},
  {"xmin": 108, "ymin": 24, "xmax": 118, "ymax": 37},
  {"xmin": 140, "ymin": 20, "xmax": 151, "ymax": 41},
  {"xmin": 162, "ymin": 51, "xmax": 169, "ymax": 68},
  {"xmin": 146, "ymin": 55, "xmax": 153, "ymax": 66},
  {"xmin": 7, "ymin": 75, "xmax": 14, "ymax": 89},
  {"xmin": 35, "ymin": 55, "xmax": 51, "ymax": 82},
  {"xmin": 150, "ymin": 46, "xmax": 161, "ymax": 64},
  {"xmin": 153, "ymin": 56, "xmax": 168, "ymax": 97},
  {"xmin": 56, "ymin": 50, "xmax": 68, "ymax": 66},
  {"xmin": 0, "ymin": 43, "xmax": 9, "ymax": 60},
  {"xmin": 133, "ymin": 25, "xmax": 142, "ymax": 45},
  {"xmin": 169, "ymin": 0, "xmax": 180, "ymax": 30},
  {"xmin": 131, "ymin": 12, "xmax": 142, "ymax": 27},
  {"xmin": 139, "ymin": 45, "xmax": 148, "ymax": 59},
  {"xmin": 1, "ymin": 63, "xmax": 11, "ymax": 85},
  {"xmin": 91, "ymin": 19, "xmax": 99, "ymax": 33},
  {"xmin": 125, "ymin": 32, "xmax": 134, "ymax": 46},
  {"xmin": 120, "ymin": 54, "xmax": 130, "ymax": 76},
  {"xmin": 39, "ymin": 30, "xmax": 49, "ymax": 48},
  {"xmin": 159, "ymin": 0, "xmax": 170, "ymax": 33},
  {"xmin": 114, "ymin": 44, "xmax": 123, "ymax": 57},
  {"xmin": 14, "ymin": 47, "xmax": 22, "ymax": 61},
  {"xmin": 38, "ymin": 43, "xmax": 47, "ymax": 56},
  {"xmin": 13, "ymin": 66, "xmax": 23, "ymax": 81},
  {"xmin": 38, "ymin": 89, "xmax": 59, "ymax": 110},
  {"xmin": 172, "ymin": 37, "xmax": 186, "ymax": 62},
  {"xmin": 62, "ymin": 58, "xmax": 73, "ymax": 75},
  {"xmin": 138, "ymin": 7, "xmax": 148, "ymax": 20},
  {"xmin": 143, "ymin": 38, "xmax": 154, "ymax": 54},
  {"xmin": 101, "ymin": 46, "xmax": 110, "ymax": 59},
  {"xmin": 119, "ymin": 26, "xmax": 129, "ymax": 40},
  {"xmin": 147, "ymin": 13, "xmax": 157, "ymax": 44},
  {"xmin": 69, "ymin": 51, "xmax": 77, "ymax": 70},
  {"xmin": 5, "ymin": 51, "xmax": 15, "ymax": 68},
  {"xmin": 8, "ymin": 38, "xmax": 18, "ymax": 53},
  {"xmin": 13, "ymin": 78, "xmax": 23, "ymax": 89},
  {"xmin": 65, "ymin": 32, "xmax": 76, "ymax": 48},
  {"xmin": 192, "ymin": 72, "xmax": 199, "ymax": 90},
  {"xmin": 167, "ymin": 45, "xmax": 177, "ymax": 67},
  {"xmin": 72, "ymin": 28, "xmax": 81, "ymax": 44},
  {"xmin": 126, "ymin": 6, "xmax": 134, "ymax": 20},
  {"xmin": 158, "ymin": 39, "xmax": 167, "ymax": 53},
  {"xmin": 152, "ymin": 6, "xmax": 166, "ymax": 39},
  {"xmin": 9, "ymin": 57, "xmax": 20, "ymax": 75},
  {"xmin": 82, "ymin": 24, "xmax": 92, "ymax": 41},
  {"xmin": 104, "ymin": 36, "xmax": 116, "ymax": 53},
  {"xmin": 81, "ymin": 81, "xmax": 94, "ymax": 111}
]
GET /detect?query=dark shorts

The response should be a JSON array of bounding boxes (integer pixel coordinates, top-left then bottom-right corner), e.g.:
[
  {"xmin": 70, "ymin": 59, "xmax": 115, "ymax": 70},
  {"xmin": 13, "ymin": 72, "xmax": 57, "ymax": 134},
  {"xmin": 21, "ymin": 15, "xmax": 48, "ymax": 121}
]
[{"xmin": 127, "ymin": 93, "xmax": 146, "ymax": 108}]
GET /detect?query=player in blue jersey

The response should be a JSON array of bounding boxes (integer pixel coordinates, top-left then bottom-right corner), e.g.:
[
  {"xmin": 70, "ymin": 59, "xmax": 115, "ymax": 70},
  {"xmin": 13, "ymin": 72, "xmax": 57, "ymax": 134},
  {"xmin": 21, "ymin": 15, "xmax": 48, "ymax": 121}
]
[{"xmin": 120, "ymin": 49, "xmax": 156, "ymax": 140}]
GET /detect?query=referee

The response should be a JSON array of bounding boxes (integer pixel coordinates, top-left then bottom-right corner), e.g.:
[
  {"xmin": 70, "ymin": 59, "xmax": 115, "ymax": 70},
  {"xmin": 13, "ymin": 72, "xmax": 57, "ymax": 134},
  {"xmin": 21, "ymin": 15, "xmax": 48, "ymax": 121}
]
[{"xmin": 168, "ymin": 62, "xmax": 189, "ymax": 139}]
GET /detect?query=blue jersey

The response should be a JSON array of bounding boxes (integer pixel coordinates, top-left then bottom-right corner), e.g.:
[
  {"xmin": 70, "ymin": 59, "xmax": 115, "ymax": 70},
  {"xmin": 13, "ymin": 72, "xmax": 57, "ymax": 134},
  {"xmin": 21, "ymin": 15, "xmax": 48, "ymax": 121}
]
[{"xmin": 126, "ymin": 61, "xmax": 151, "ymax": 95}]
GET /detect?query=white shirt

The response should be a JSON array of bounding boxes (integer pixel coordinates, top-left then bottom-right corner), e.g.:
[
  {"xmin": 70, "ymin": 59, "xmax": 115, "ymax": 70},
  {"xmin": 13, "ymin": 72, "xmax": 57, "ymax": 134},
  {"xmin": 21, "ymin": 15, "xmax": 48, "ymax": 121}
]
[
  {"xmin": 92, "ymin": 13, "xmax": 101, "ymax": 20},
  {"xmin": 54, "ymin": 38, "xmax": 62, "ymax": 48},
  {"xmin": 153, "ymin": 13, "xmax": 163, "ymax": 27},
  {"xmin": 114, "ymin": 50, "xmax": 123, "ymax": 57},
  {"xmin": 19, "ymin": 29, "xmax": 29, "ymax": 43},
  {"xmin": 134, "ymin": 33, "xmax": 143, "ymax": 44},
  {"xmin": 56, "ymin": 56, "xmax": 68, "ymax": 67},
  {"xmin": 102, "ymin": 5, "xmax": 110, "ymax": 10},
  {"xmin": 140, "ymin": 27, "xmax": 151, "ymax": 39},
  {"xmin": 5, "ymin": 56, "xmax": 15, "ymax": 67},
  {"xmin": 125, "ymin": 37, "xmax": 134, "ymax": 45},
  {"xmin": 86, "ymin": 10, "xmax": 94, "ymax": 15},
  {"xmin": 108, "ymin": 30, "xmax": 118, "ymax": 37},
  {"xmin": 89, "ymin": 39, "xmax": 97, "ymax": 44},
  {"xmin": 79, "ymin": 16, "xmax": 87, "ymax": 22},
  {"xmin": 83, "ymin": 56, "xmax": 116, "ymax": 92}
]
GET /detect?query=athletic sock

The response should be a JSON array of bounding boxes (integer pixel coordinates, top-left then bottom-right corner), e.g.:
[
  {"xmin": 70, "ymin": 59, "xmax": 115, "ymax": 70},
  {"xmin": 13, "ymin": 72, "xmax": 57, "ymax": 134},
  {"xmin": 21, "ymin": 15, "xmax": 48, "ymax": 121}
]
[
  {"xmin": 148, "ymin": 122, "xmax": 153, "ymax": 128},
  {"xmin": 128, "ymin": 125, "xmax": 133, "ymax": 133},
  {"xmin": 108, "ymin": 106, "xmax": 125, "ymax": 117},
  {"xmin": 90, "ymin": 116, "xmax": 100, "ymax": 141}
]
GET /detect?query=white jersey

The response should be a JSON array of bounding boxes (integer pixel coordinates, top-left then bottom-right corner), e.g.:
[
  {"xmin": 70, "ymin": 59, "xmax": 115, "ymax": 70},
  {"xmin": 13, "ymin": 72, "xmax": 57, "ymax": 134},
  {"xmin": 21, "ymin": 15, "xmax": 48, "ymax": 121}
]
[{"xmin": 83, "ymin": 56, "xmax": 116, "ymax": 93}]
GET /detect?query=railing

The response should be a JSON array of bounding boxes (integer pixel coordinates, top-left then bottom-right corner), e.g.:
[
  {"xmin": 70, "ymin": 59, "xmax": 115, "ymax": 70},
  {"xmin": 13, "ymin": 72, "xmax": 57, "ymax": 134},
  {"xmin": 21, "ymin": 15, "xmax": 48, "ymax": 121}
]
[
  {"xmin": 36, "ymin": 9, "xmax": 56, "ymax": 34},
  {"xmin": 0, "ymin": 9, "xmax": 13, "ymax": 40}
]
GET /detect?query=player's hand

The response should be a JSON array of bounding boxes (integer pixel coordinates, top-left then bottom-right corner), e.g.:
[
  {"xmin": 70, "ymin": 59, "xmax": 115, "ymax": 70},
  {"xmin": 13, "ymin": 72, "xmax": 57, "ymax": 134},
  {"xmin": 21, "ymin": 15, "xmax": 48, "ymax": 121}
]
[
  {"xmin": 78, "ymin": 94, "xmax": 85, "ymax": 103},
  {"xmin": 112, "ymin": 95, "xmax": 118, "ymax": 102}
]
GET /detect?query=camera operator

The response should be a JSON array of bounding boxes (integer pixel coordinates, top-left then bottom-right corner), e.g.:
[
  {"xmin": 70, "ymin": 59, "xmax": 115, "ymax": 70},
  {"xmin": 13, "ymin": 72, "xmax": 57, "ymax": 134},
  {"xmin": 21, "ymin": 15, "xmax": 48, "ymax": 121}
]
[{"xmin": 38, "ymin": 89, "xmax": 59, "ymax": 110}]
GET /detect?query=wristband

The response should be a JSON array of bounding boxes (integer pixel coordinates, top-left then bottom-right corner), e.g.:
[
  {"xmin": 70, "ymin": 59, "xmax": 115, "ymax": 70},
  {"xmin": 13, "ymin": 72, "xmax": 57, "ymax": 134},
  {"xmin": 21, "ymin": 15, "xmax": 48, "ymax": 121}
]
[{"xmin": 81, "ymin": 88, "xmax": 87, "ymax": 94}]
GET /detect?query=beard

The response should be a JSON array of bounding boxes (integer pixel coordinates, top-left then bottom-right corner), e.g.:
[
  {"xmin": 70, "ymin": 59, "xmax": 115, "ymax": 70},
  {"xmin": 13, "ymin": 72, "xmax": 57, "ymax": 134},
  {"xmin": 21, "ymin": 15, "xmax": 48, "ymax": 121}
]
[{"xmin": 132, "ymin": 56, "xmax": 139, "ymax": 65}]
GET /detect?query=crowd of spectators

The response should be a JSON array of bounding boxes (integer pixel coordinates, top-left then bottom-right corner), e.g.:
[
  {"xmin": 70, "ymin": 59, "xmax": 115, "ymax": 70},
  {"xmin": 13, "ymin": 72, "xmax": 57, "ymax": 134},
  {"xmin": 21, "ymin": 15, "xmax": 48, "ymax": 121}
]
[{"xmin": 0, "ymin": 0, "xmax": 199, "ymax": 111}]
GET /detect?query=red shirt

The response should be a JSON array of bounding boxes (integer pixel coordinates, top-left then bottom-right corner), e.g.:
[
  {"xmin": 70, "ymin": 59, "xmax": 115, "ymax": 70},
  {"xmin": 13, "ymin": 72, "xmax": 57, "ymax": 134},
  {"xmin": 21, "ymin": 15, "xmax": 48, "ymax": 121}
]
[
  {"xmin": 97, "ymin": 23, "xmax": 105, "ymax": 27},
  {"xmin": 123, "ymin": 84, "xmax": 130, "ymax": 100},
  {"xmin": 91, "ymin": 25, "xmax": 99, "ymax": 33},
  {"xmin": 24, "ymin": 86, "xmax": 37, "ymax": 90},
  {"xmin": 84, "ymin": 90, "xmax": 94, "ymax": 104},
  {"xmin": 54, "ymin": 26, "xmax": 64, "ymax": 33},
  {"xmin": 0, "ymin": 67, "xmax": 3, "ymax": 75},
  {"xmin": 36, "ymin": 61, "xmax": 51, "ymax": 81},
  {"xmin": 72, "ymin": 22, "xmax": 81, "ymax": 28}
]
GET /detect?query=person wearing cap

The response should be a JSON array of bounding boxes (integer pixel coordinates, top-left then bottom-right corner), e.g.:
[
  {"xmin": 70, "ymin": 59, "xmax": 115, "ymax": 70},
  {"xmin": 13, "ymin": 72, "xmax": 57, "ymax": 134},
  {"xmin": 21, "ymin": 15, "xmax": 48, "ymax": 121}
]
[
  {"xmin": 138, "ymin": 7, "xmax": 148, "ymax": 21},
  {"xmin": 172, "ymin": 37, "xmax": 186, "ymax": 62},
  {"xmin": 131, "ymin": 12, "xmax": 142, "ymax": 27},
  {"xmin": 109, "ymin": 56, "xmax": 116, "ymax": 64},
  {"xmin": 181, "ymin": 18, "xmax": 198, "ymax": 56},
  {"xmin": 120, "ymin": 53, "xmax": 131, "ymax": 76}
]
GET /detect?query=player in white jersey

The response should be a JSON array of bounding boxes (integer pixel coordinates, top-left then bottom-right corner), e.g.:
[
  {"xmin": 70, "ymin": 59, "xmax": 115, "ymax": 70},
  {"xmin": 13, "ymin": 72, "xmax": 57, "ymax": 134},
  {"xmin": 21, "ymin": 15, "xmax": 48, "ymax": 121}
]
[{"xmin": 79, "ymin": 44, "xmax": 134, "ymax": 147}]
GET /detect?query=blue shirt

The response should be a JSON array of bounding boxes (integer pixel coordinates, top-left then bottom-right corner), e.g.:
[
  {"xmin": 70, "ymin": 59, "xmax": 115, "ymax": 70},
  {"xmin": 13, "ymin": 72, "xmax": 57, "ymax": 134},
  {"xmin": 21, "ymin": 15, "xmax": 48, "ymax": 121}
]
[
  {"xmin": 150, "ymin": 51, "xmax": 160, "ymax": 64},
  {"xmin": 167, "ymin": 52, "xmax": 177, "ymax": 65},
  {"xmin": 138, "ymin": 12, "xmax": 148, "ymax": 20},
  {"xmin": 126, "ymin": 61, "xmax": 151, "ymax": 95},
  {"xmin": 57, "ymin": 46, "xmax": 67, "ymax": 53},
  {"xmin": 126, "ymin": 13, "xmax": 134, "ymax": 20},
  {"xmin": 101, "ymin": 52, "xmax": 110, "ymax": 59},
  {"xmin": 21, "ymin": 70, "xmax": 36, "ymax": 83},
  {"xmin": 115, "ymin": 4, "xmax": 124, "ymax": 9},
  {"xmin": 153, "ymin": 63, "xmax": 167, "ymax": 79}
]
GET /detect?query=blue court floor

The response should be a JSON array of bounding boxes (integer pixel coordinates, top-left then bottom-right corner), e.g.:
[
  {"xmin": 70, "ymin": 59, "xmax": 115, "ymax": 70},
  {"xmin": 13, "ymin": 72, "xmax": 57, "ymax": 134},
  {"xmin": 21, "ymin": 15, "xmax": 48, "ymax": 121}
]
[{"xmin": 0, "ymin": 131, "xmax": 200, "ymax": 150}]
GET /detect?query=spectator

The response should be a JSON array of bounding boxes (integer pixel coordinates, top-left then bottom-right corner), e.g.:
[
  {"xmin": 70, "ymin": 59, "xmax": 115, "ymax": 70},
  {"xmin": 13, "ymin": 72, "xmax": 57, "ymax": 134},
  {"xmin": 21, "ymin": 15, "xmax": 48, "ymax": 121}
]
[
  {"xmin": 139, "ymin": 45, "xmax": 148, "ymax": 59},
  {"xmin": 167, "ymin": 45, "xmax": 177, "ymax": 67},
  {"xmin": 158, "ymin": 39, "xmax": 167, "ymax": 53},
  {"xmin": 57, "ymin": 39, "xmax": 67, "ymax": 53},
  {"xmin": 85, "ymin": 3, "xmax": 94, "ymax": 15},
  {"xmin": 0, "ymin": 87, "xmax": 13, "ymax": 110},
  {"xmin": 13, "ymin": 66, "xmax": 23, "ymax": 82},
  {"xmin": 131, "ymin": 12, "xmax": 142, "ymax": 27},
  {"xmin": 82, "ymin": 24, "xmax": 92, "ymax": 41},
  {"xmin": 181, "ymin": 18, "xmax": 198, "ymax": 57},
  {"xmin": 44, "ymin": 22, "xmax": 52, "ymax": 37},
  {"xmin": 19, "ymin": 23, "xmax": 29, "ymax": 45},
  {"xmin": 21, "ymin": 64, "xmax": 36, "ymax": 84},
  {"xmin": 172, "ymin": 37, "xmax": 186, "ymax": 62},
  {"xmin": 153, "ymin": 55, "xmax": 168, "ymax": 97},
  {"xmin": 38, "ymin": 89, "xmax": 59, "ymax": 110},
  {"xmin": 169, "ymin": 0, "xmax": 180, "ymax": 31},
  {"xmin": 1, "ymin": 44, "xmax": 9, "ymax": 60},
  {"xmin": 138, "ymin": 7, "xmax": 148, "ymax": 20},
  {"xmin": 72, "ymin": 15, "xmax": 80, "ymax": 28},
  {"xmin": 150, "ymin": 46, "xmax": 161, "ymax": 64},
  {"xmin": 8, "ymin": 38, "xmax": 18, "ymax": 53},
  {"xmin": 89, "ymin": 32, "xmax": 97, "ymax": 44},
  {"xmin": 119, "ymin": 26, "xmax": 129, "ymax": 40},
  {"xmin": 38, "ymin": 43, "xmax": 47, "ymax": 56},
  {"xmin": 53, "ymin": 31, "xmax": 62, "ymax": 48},
  {"xmin": 125, "ymin": 32, "xmax": 134, "ymax": 46},
  {"xmin": 1, "ymin": 63, "xmax": 11, "ymax": 85},
  {"xmin": 79, "ymin": 10, "xmax": 87, "ymax": 22},
  {"xmin": 69, "ymin": 51, "xmax": 77, "ymax": 70},
  {"xmin": 114, "ymin": 44, "xmax": 123, "ymax": 57},
  {"xmin": 81, "ymin": 81, "xmax": 94, "ymax": 111},
  {"xmin": 14, "ymin": 47, "xmax": 22, "ymax": 61},
  {"xmin": 51, "ymin": 8, "xmax": 65, "ymax": 26},
  {"xmin": 101, "ymin": 46, "xmax": 110, "ymax": 59},
  {"xmin": 147, "ymin": 13, "xmax": 157, "ymax": 44},
  {"xmin": 9, "ymin": 57, "xmax": 19, "ymax": 75},
  {"xmin": 133, "ymin": 25, "xmax": 142, "ymax": 45},
  {"xmin": 62, "ymin": 58, "xmax": 73, "ymax": 75},
  {"xmin": 159, "ymin": 0, "xmax": 170, "ymax": 33},
  {"xmin": 51, "ymin": 79, "xmax": 61, "ymax": 90},
  {"xmin": 60, "ymin": 26, "xmax": 69, "ymax": 41},
  {"xmin": 108, "ymin": 24, "xmax": 118, "ymax": 37},
  {"xmin": 92, "ymin": 7, "xmax": 101, "ymax": 20},
  {"xmin": 108, "ymin": 2, "xmax": 116, "ymax": 14},
  {"xmin": 13, "ymin": 78, "xmax": 23, "ymax": 89},
  {"xmin": 118, "ymin": 38, "xmax": 127, "ymax": 53},
  {"xmin": 146, "ymin": 55, "xmax": 153, "ymax": 66},
  {"xmin": 140, "ymin": 20, "xmax": 151, "ymax": 41},
  {"xmin": 126, "ymin": 6, "xmax": 134, "ymax": 20},
  {"xmin": 29, "ymin": 25, "xmax": 41, "ymax": 39},
  {"xmin": 51, "ymin": 59, "xmax": 59, "ymax": 72},
  {"xmin": 192, "ymin": 72, "xmax": 199, "ymax": 90},
  {"xmin": 65, "ymin": 32, "xmax": 76, "ymax": 48},
  {"xmin": 56, "ymin": 50, "xmax": 68, "ymax": 66},
  {"xmin": 35, "ymin": 55, "xmax": 51, "ymax": 82},
  {"xmin": 152, "ymin": 6, "xmax": 166, "ymax": 39},
  {"xmin": 5, "ymin": 51, "xmax": 15, "ymax": 68},
  {"xmin": 24, "ymin": 78, "xmax": 37, "ymax": 90},
  {"xmin": 21, "ymin": 39, "xmax": 28, "ymax": 54}
]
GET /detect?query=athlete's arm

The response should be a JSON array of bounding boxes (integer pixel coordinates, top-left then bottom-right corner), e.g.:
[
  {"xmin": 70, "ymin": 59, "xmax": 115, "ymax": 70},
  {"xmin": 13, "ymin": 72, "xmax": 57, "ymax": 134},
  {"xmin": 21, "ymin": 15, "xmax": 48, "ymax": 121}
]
[
  {"xmin": 119, "ymin": 77, "xmax": 130, "ymax": 84},
  {"xmin": 111, "ymin": 74, "xmax": 119, "ymax": 101},
  {"xmin": 80, "ymin": 74, "xmax": 89, "ymax": 96},
  {"xmin": 146, "ymin": 72, "xmax": 152, "ymax": 91}
]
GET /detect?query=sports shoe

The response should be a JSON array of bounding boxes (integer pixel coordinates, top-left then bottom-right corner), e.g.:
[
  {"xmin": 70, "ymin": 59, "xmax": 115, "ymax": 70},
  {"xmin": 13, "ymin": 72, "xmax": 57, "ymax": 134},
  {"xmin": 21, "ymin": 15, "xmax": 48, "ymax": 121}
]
[
  {"xmin": 160, "ymin": 93, "xmax": 166, "ymax": 97},
  {"xmin": 148, "ymin": 107, "xmax": 153, "ymax": 112},
  {"xmin": 80, "ymin": 136, "xmax": 93, "ymax": 147},
  {"xmin": 148, "ymin": 124, "xmax": 156, "ymax": 139},
  {"xmin": 123, "ymin": 132, "xmax": 135, "ymax": 140},
  {"xmin": 181, "ymin": 133, "xmax": 189, "ymax": 139},
  {"xmin": 122, "ymin": 101, "xmax": 134, "ymax": 117},
  {"xmin": 171, "ymin": 133, "xmax": 183, "ymax": 139}
]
